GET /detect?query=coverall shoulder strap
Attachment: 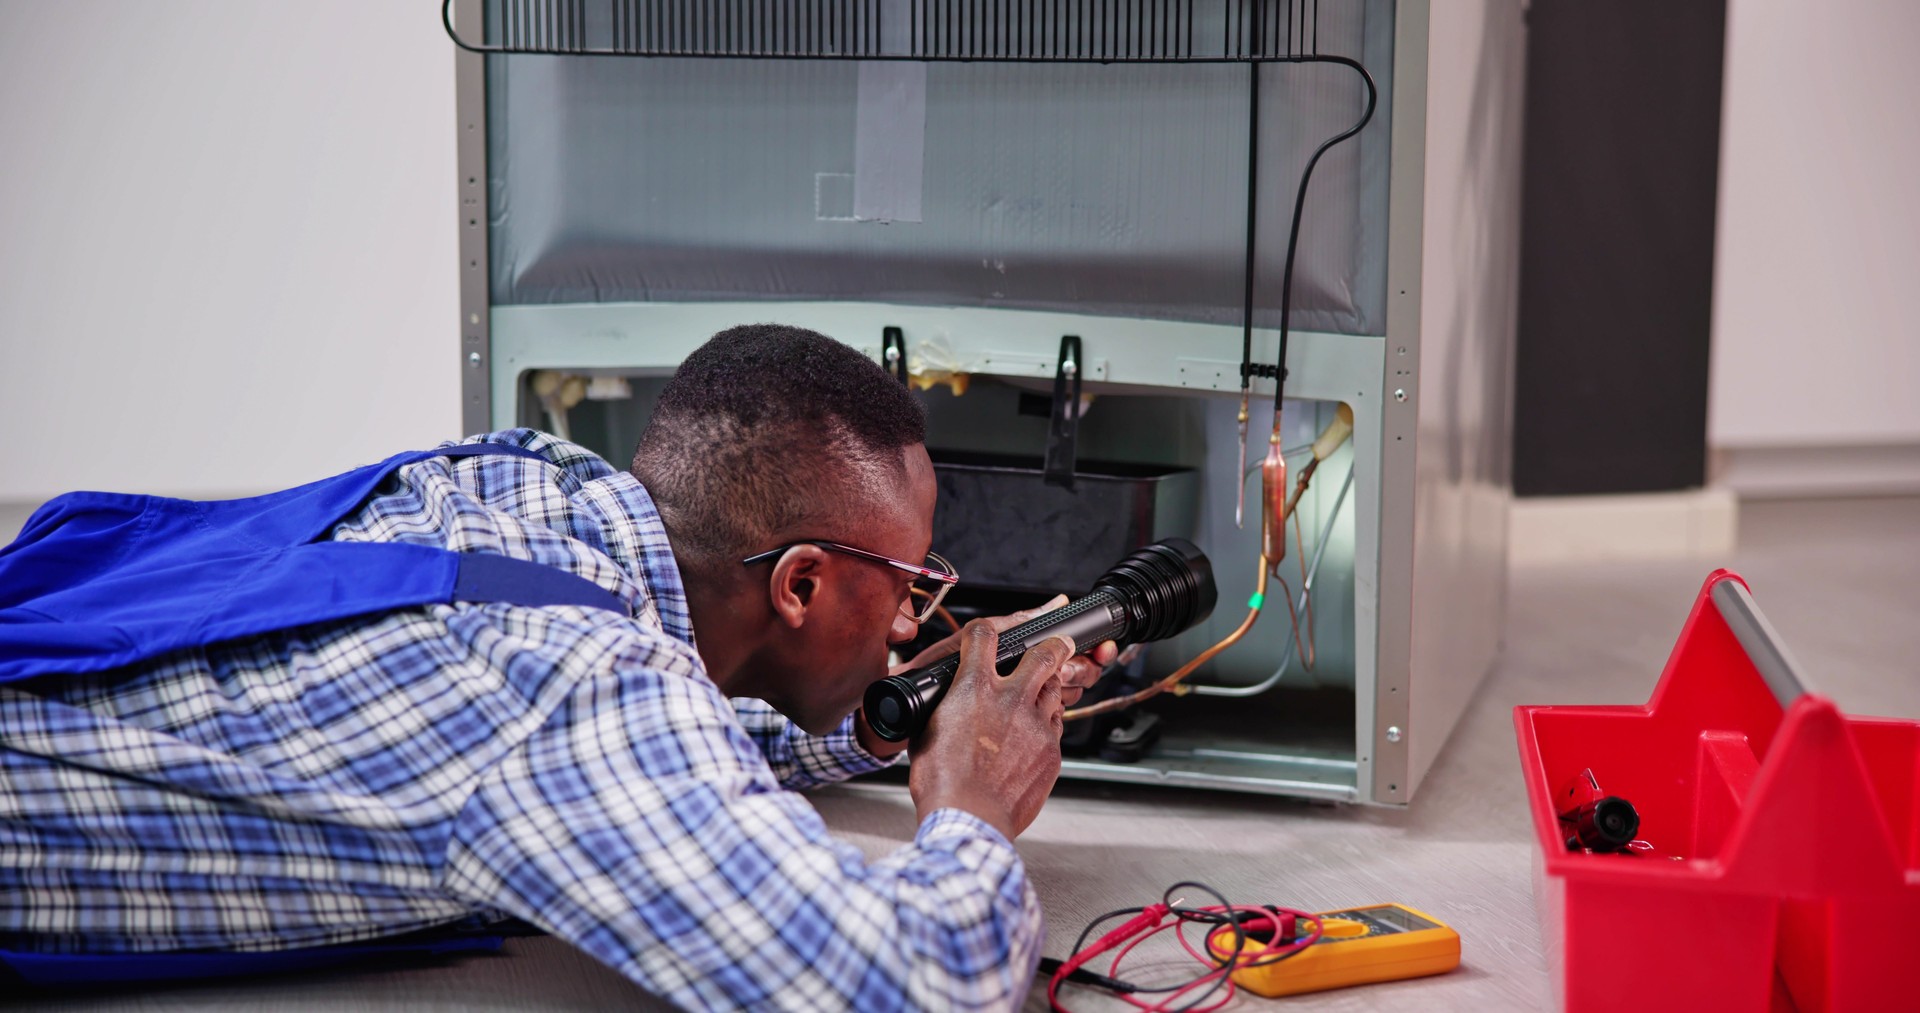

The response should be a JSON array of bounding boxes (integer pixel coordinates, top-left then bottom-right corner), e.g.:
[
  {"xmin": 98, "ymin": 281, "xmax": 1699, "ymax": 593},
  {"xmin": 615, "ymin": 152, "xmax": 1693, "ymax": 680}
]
[{"xmin": 0, "ymin": 442, "xmax": 626, "ymax": 684}]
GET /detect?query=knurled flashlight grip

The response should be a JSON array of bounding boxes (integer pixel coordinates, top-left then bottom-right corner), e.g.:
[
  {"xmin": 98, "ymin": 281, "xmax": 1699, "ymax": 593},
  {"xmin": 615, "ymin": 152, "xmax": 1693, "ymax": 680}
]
[
  {"xmin": 864, "ymin": 593, "xmax": 1129, "ymax": 743},
  {"xmin": 862, "ymin": 538, "xmax": 1216, "ymax": 743}
]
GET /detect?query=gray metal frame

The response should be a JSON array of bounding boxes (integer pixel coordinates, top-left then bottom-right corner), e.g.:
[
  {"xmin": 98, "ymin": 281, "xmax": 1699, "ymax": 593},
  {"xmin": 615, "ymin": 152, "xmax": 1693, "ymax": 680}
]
[
  {"xmin": 456, "ymin": 0, "xmax": 492, "ymax": 436},
  {"xmin": 1395, "ymin": 0, "xmax": 1524, "ymax": 803},
  {"xmin": 452, "ymin": 0, "xmax": 1521, "ymax": 806},
  {"xmin": 1369, "ymin": 0, "xmax": 1428, "ymax": 806}
]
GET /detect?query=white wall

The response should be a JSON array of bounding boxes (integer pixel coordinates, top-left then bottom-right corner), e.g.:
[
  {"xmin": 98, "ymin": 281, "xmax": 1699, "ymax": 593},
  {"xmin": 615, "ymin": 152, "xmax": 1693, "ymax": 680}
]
[
  {"xmin": 0, "ymin": 1, "xmax": 459, "ymax": 502},
  {"xmin": 1710, "ymin": 0, "xmax": 1920, "ymax": 451}
]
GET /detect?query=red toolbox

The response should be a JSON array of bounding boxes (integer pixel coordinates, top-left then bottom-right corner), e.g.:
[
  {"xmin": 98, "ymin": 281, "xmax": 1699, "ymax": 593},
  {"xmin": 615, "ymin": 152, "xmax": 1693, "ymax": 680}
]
[{"xmin": 1515, "ymin": 569, "xmax": 1920, "ymax": 1012}]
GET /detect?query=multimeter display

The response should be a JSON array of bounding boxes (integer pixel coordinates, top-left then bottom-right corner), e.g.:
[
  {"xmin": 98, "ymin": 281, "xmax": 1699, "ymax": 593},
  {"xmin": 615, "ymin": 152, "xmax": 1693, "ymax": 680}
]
[
  {"xmin": 1208, "ymin": 903, "xmax": 1461, "ymax": 998},
  {"xmin": 1332, "ymin": 905, "xmax": 1441, "ymax": 935}
]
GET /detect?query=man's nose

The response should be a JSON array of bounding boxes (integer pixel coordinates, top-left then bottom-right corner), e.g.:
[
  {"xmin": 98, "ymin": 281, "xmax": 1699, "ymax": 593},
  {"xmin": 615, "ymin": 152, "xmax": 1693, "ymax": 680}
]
[{"xmin": 888, "ymin": 610, "xmax": 918, "ymax": 646}]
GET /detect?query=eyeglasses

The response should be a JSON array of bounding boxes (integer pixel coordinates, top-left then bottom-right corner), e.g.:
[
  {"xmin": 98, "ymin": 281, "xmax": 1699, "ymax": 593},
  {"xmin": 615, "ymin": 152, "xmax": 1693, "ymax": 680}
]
[{"xmin": 741, "ymin": 541, "xmax": 958, "ymax": 624}]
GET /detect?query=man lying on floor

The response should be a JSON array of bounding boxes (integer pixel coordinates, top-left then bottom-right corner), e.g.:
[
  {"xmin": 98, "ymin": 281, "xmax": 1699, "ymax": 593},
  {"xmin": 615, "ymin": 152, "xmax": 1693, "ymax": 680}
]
[{"xmin": 0, "ymin": 324, "xmax": 1114, "ymax": 1009}]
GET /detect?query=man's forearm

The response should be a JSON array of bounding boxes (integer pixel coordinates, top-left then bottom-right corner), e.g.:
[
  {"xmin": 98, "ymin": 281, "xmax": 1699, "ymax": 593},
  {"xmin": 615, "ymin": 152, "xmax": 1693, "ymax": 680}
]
[{"xmin": 449, "ymin": 729, "xmax": 1044, "ymax": 1010}]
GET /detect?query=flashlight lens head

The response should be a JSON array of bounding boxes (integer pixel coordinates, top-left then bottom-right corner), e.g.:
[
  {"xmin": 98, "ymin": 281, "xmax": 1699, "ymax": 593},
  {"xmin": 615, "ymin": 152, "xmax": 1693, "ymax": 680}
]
[
  {"xmin": 1094, "ymin": 537, "xmax": 1217, "ymax": 644},
  {"xmin": 863, "ymin": 677, "xmax": 920, "ymax": 742},
  {"xmin": 1561, "ymin": 795, "xmax": 1641, "ymax": 852},
  {"xmin": 1592, "ymin": 797, "xmax": 1639, "ymax": 846}
]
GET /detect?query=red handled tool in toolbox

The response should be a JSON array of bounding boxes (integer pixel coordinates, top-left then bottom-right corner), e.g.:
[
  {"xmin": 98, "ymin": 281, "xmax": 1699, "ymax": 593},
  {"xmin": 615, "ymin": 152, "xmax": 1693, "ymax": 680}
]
[{"xmin": 1515, "ymin": 569, "xmax": 1920, "ymax": 1012}]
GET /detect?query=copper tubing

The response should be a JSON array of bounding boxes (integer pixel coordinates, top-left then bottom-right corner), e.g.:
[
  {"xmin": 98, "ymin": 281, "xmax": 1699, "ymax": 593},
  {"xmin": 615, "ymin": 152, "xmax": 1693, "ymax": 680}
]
[
  {"xmin": 1063, "ymin": 557, "xmax": 1269, "ymax": 722},
  {"xmin": 1062, "ymin": 405, "xmax": 1355, "ymax": 722},
  {"xmin": 1281, "ymin": 402, "xmax": 1351, "ymax": 523},
  {"xmin": 1281, "ymin": 455, "xmax": 1321, "ymax": 525},
  {"xmin": 1259, "ymin": 438, "xmax": 1289, "ymax": 565},
  {"xmin": 1234, "ymin": 394, "xmax": 1251, "ymax": 529}
]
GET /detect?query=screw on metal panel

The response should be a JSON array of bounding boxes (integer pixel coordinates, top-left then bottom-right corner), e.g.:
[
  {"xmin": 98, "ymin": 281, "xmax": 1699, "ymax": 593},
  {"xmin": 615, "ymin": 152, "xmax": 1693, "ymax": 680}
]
[
  {"xmin": 1393, "ymin": 388, "xmax": 1408, "ymax": 402},
  {"xmin": 884, "ymin": 346, "xmax": 900, "ymax": 364},
  {"xmin": 1386, "ymin": 726, "xmax": 1402, "ymax": 743},
  {"xmin": 1063, "ymin": 359, "xmax": 1078, "ymax": 377},
  {"xmin": 467, "ymin": 352, "xmax": 482, "ymax": 367}
]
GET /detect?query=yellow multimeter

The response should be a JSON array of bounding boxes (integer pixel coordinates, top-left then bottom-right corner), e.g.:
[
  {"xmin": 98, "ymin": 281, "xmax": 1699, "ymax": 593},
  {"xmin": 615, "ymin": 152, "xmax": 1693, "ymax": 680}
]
[{"xmin": 1206, "ymin": 903, "xmax": 1461, "ymax": 998}]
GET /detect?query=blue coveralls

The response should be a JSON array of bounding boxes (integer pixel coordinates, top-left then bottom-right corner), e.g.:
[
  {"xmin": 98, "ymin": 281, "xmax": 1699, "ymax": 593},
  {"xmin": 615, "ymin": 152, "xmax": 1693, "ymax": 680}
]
[{"xmin": 0, "ymin": 444, "xmax": 623, "ymax": 986}]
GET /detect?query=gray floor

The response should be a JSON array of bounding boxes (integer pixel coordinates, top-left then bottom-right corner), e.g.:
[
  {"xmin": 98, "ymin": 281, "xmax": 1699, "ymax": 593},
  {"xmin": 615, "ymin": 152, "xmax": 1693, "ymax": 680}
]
[{"xmin": 7, "ymin": 496, "xmax": 1918, "ymax": 1011}]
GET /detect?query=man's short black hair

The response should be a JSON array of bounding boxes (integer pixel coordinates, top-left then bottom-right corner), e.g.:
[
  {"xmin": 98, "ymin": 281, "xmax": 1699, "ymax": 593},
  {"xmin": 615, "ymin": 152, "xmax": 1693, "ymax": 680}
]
[{"xmin": 631, "ymin": 324, "xmax": 928, "ymax": 569}]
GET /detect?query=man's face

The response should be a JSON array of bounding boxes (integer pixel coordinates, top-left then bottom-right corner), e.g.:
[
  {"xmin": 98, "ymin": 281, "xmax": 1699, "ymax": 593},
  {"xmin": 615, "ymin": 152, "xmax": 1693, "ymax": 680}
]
[{"xmin": 780, "ymin": 444, "xmax": 938, "ymax": 734}]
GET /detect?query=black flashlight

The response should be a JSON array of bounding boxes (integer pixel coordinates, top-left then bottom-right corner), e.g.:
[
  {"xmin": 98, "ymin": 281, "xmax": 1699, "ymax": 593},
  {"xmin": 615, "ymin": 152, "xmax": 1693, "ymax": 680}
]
[
  {"xmin": 1557, "ymin": 768, "xmax": 1642, "ymax": 853},
  {"xmin": 1562, "ymin": 797, "xmax": 1641, "ymax": 852},
  {"xmin": 863, "ymin": 538, "xmax": 1218, "ymax": 742}
]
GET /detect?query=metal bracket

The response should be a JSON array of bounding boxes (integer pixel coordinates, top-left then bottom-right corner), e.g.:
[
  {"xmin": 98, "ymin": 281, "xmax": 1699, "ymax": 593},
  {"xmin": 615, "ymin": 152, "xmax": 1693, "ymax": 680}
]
[
  {"xmin": 882, "ymin": 326, "xmax": 909, "ymax": 386},
  {"xmin": 1043, "ymin": 335, "xmax": 1083, "ymax": 490}
]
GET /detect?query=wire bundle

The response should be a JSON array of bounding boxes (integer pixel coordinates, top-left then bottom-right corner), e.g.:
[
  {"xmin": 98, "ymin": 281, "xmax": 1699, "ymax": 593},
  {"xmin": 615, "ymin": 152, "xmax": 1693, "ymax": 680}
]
[{"xmin": 1045, "ymin": 881, "xmax": 1323, "ymax": 1013}]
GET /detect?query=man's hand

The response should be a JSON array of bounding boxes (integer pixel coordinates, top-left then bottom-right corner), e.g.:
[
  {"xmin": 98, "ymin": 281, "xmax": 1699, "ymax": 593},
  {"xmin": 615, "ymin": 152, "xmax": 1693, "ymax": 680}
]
[
  {"xmin": 907, "ymin": 620, "xmax": 1072, "ymax": 839},
  {"xmin": 891, "ymin": 595, "xmax": 1119, "ymax": 706},
  {"xmin": 853, "ymin": 596, "xmax": 1119, "ymax": 762}
]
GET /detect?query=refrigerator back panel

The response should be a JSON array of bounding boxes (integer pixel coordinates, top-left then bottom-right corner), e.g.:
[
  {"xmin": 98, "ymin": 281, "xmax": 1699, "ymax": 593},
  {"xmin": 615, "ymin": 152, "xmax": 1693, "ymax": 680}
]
[{"xmin": 484, "ymin": 0, "xmax": 1395, "ymax": 335}]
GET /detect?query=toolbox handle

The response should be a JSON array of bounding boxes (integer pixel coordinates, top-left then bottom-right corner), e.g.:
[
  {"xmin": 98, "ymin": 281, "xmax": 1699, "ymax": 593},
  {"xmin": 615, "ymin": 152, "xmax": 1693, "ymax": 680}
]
[{"xmin": 1708, "ymin": 578, "xmax": 1810, "ymax": 709}]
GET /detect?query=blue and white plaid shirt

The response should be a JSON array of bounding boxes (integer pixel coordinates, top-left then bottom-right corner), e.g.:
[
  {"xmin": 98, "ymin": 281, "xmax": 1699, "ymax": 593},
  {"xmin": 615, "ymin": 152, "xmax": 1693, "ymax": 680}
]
[{"xmin": 0, "ymin": 430, "xmax": 1042, "ymax": 1010}]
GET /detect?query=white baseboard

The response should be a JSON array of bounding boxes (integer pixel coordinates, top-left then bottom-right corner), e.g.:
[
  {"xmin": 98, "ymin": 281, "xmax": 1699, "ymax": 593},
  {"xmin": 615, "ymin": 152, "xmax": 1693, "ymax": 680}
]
[
  {"xmin": 0, "ymin": 501, "xmax": 40, "ymax": 545},
  {"xmin": 1509, "ymin": 487, "xmax": 1739, "ymax": 566},
  {"xmin": 1712, "ymin": 443, "xmax": 1920, "ymax": 499}
]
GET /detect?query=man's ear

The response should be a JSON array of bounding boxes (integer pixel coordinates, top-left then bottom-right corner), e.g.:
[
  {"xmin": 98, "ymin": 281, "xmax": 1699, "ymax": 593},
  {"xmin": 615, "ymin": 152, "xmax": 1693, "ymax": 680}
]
[{"xmin": 767, "ymin": 544, "xmax": 829, "ymax": 630}]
